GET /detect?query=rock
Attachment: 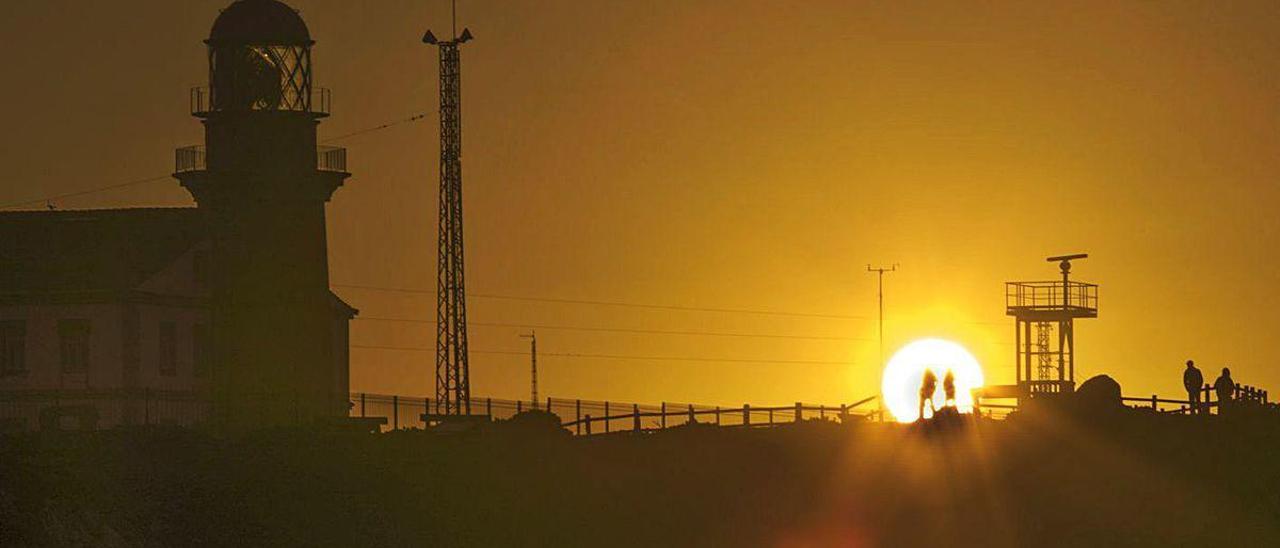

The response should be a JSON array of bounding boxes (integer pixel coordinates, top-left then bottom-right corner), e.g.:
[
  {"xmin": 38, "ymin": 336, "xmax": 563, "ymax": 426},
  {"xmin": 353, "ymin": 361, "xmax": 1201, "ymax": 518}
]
[
  {"xmin": 1075, "ymin": 374, "xmax": 1123, "ymax": 409},
  {"xmin": 493, "ymin": 410, "xmax": 570, "ymax": 437}
]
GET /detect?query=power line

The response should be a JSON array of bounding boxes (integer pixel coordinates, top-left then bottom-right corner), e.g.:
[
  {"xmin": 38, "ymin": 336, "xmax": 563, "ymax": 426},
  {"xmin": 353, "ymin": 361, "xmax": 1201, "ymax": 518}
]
[
  {"xmin": 320, "ymin": 112, "xmax": 430, "ymax": 143},
  {"xmin": 350, "ymin": 344, "xmax": 852, "ymax": 365},
  {"xmin": 0, "ymin": 175, "xmax": 172, "ymax": 211},
  {"xmin": 333, "ymin": 284, "xmax": 869, "ymax": 320},
  {"xmin": 355, "ymin": 316, "xmax": 869, "ymax": 342},
  {"xmin": 338, "ymin": 284, "xmax": 1014, "ymax": 328},
  {"xmin": 0, "ymin": 111, "xmax": 433, "ymax": 211}
]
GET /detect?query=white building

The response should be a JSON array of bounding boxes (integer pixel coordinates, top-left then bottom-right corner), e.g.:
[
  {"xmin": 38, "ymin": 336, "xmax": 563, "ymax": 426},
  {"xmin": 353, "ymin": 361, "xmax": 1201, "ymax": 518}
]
[{"xmin": 0, "ymin": 208, "xmax": 355, "ymax": 431}]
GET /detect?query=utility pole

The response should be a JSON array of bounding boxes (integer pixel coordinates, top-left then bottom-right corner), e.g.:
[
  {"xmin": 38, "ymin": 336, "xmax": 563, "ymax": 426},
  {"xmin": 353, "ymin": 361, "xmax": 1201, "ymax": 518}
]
[
  {"xmin": 424, "ymin": 4, "xmax": 475, "ymax": 416},
  {"xmin": 868, "ymin": 264, "xmax": 897, "ymax": 422},
  {"xmin": 521, "ymin": 331, "xmax": 537, "ymax": 409}
]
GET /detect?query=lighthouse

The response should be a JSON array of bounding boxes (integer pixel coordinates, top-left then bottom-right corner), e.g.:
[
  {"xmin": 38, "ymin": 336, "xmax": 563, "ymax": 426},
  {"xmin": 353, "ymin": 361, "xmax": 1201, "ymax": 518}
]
[{"xmin": 174, "ymin": 0, "xmax": 353, "ymax": 429}]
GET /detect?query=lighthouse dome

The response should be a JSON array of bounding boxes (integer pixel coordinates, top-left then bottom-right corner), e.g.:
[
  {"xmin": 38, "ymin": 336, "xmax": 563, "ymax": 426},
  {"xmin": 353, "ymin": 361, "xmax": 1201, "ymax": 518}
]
[{"xmin": 208, "ymin": 0, "xmax": 312, "ymax": 45}]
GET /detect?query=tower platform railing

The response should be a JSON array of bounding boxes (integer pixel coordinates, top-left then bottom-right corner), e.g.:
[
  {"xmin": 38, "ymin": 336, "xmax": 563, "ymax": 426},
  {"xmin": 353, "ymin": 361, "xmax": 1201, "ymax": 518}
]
[
  {"xmin": 174, "ymin": 144, "xmax": 347, "ymax": 174},
  {"xmin": 189, "ymin": 86, "xmax": 331, "ymax": 117},
  {"xmin": 1006, "ymin": 280, "xmax": 1098, "ymax": 316}
]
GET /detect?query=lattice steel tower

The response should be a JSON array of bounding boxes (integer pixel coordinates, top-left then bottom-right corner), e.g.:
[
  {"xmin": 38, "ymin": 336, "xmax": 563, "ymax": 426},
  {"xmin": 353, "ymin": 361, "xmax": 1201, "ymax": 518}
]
[
  {"xmin": 1006, "ymin": 254, "xmax": 1099, "ymax": 396},
  {"xmin": 424, "ymin": 15, "xmax": 474, "ymax": 415}
]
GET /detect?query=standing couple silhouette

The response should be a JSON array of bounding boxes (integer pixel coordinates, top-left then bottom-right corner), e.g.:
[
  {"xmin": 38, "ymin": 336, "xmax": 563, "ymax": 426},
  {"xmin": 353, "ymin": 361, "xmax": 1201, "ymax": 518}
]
[{"xmin": 918, "ymin": 368, "xmax": 957, "ymax": 420}]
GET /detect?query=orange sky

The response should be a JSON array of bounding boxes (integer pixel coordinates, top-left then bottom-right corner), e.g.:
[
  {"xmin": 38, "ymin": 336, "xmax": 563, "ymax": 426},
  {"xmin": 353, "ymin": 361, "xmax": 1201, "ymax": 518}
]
[{"xmin": 2, "ymin": 1, "xmax": 1279, "ymax": 406}]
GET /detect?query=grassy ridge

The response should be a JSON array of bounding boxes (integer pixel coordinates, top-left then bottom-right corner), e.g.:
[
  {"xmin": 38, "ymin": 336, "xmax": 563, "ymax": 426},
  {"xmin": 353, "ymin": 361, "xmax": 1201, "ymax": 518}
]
[{"xmin": 2, "ymin": 409, "xmax": 1278, "ymax": 547}]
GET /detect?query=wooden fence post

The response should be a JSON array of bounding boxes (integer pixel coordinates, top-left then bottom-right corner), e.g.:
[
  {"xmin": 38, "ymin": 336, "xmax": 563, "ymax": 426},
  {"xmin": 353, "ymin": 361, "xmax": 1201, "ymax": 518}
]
[
  {"xmin": 585, "ymin": 415, "xmax": 592, "ymax": 435},
  {"xmin": 392, "ymin": 395, "xmax": 399, "ymax": 430},
  {"xmin": 840, "ymin": 404, "xmax": 847, "ymax": 421},
  {"xmin": 605, "ymin": 401, "xmax": 611, "ymax": 433},
  {"xmin": 743, "ymin": 404, "xmax": 750, "ymax": 426},
  {"xmin": 1150, "ymin": 394, "xmax": 1157, "ymax": 411},
  {"xmin": 795, "ymin": 402, "xmax": 802, "ymax": 423},
  {"xmin": 661, "ymin": 402, "xmax": 667, "ymax": 429},
  {"xmin": 487, "ymin": 397, "xmax": 492, "ymax": 418},
  {"xmin": 360, "ymin": 392, "xmax": 366, "ymax": 417},
  {"xmin": 576, "ymin": 399, "xmax": 582, "ymax": 435},
  {"xmin": 715, "ymin": 406, "xmax": 721, "ymax": 426},
  {"xmin": 820, "ymin": 405, "xmax": 826, "ymax": 419},
  {"xmin": 547, "ymin": 396, "xmax": 552, "ymax": 412},
  {"xmin": 424, "ymin": 397, "xmax": 429, "ymax": 426},
  {"xmin": 688, "ymin": 404, "xmax": 695, "ymax": 424},
  {"xmin": 633, "ymin": 404, "xmax": 640, "ymax": 432},
  {"xmin": 769, "ymin": 408, "xmax": 774, "ymax": 425},
  {"xmin": 517, "ymin": 400, "xmax": 522, "ymax": 413}
]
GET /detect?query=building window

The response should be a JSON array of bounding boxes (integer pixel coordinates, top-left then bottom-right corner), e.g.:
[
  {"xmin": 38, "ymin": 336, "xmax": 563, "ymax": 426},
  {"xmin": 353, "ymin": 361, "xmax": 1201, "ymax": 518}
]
[
  {"xmin": 0, "ymin": 321, "xmax": 26, "ymax": 377},
  {"xmin": 193, "ymin": 324, "xmax": 209, "ymax": 378},
  {"xmin": 159, "ymin": 322, "xmax": 177, "ymax": 377},
  {"xmin": 58, "ymin": 319, "xmax": 91, "ymax": 374}
]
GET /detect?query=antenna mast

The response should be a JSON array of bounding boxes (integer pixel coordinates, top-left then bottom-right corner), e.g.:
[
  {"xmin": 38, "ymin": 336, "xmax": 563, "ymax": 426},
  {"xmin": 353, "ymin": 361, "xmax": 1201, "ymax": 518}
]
[
  {"xmin": 521, "ymin": 332, "xmax": 538, "ymax": 409},
  {"xmin": 867, "ymin": 264, "xmax": 898, "ymax": 372},
  {"xmin": 868, "ymin": 264, "xmax": 897, "ymax": 422},
  {"xmin": 423, "ymin": 8, "xmax": 474, "ymax": 416}
]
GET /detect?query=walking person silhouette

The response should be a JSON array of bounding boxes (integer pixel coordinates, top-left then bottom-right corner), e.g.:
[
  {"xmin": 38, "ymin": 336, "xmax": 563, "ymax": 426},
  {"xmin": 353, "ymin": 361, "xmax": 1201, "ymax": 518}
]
[
  {"xmin": 1183, "ymin": 360, "xmax": 1204, "ymax": 415},
  {"xmin": 919, "ymin": 368, "xmax": 939, "ymax": 420}
]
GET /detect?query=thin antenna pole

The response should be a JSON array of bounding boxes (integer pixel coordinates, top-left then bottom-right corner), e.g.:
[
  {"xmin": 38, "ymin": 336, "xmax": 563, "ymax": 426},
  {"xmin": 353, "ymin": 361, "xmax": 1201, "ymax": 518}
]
[
  {"xmin": 867, "ymin": 264, "xmax": 898, "ymax": 371},
  {"xmin": 868, "ymin": 264, "xmax": 897, "ymax": 421},
  {"xmin": 521, "ymin": 331, "xmax": 537, "ymax": 408}
]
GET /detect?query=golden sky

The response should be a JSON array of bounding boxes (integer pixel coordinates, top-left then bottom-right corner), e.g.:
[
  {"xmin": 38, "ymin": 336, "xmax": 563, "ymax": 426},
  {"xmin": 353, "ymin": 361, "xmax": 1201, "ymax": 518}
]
[{"xmin": 2, "ymin": 1, "xmax": 1279, "ymax": 406}]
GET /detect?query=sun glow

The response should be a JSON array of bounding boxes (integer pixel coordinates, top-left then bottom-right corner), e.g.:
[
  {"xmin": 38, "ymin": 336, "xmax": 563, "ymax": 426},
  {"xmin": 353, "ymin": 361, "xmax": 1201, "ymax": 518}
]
[{"xmin": 881, "ymin": 338, "xmax": 985, "ymax": 423}]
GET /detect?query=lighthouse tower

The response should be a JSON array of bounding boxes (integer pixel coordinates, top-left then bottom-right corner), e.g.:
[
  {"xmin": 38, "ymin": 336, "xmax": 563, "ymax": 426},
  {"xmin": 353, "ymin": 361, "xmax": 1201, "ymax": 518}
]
[{"xmin": 174, "ymin": 0, "xmax": 352, "ymax": 429}]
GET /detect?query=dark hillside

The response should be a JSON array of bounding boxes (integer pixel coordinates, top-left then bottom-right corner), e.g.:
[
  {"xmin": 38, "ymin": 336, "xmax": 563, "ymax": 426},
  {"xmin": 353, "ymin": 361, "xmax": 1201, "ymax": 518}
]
[{"xmin": 2, "ymin": 410, "xmax": 1278, "ymax": 547}]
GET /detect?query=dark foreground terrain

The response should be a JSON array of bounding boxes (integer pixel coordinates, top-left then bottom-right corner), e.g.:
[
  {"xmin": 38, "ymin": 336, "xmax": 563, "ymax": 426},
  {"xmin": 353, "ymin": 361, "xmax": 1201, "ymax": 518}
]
[{"xmin": 2, "ymin": 406, "xmax": 1278, "ymax": 547}]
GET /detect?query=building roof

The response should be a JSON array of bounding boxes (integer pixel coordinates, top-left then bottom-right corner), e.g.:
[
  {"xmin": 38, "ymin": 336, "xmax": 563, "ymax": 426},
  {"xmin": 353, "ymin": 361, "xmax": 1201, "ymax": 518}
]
[
  {"xmin": 0, "ymin": 207, "xmax": 357, "ymax": 318},
  {"xmin": 0, "ymin": 208, "xmax": 205, "ymax": 295},
  {"xmin": 208, "ymin": 0, "xmax": 312, "ymax": 46}
]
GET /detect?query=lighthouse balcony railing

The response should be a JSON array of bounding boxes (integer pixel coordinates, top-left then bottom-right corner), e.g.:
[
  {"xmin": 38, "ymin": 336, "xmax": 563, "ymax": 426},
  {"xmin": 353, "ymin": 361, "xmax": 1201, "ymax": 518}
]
[
  {"xmin": 174, "ymin": 145, "xmax": 348, "ymax": 174},
  {"xmin": 1006, "ymin": 281, "xmax": 1098, "ymax": 315},
  {"xmin": 175, "ymin": 145, "xmax": 207, "ymax": 174},
  {"xmin": 317, "ymin": 146, "xmax": 347, "ymax": 173},
  {"xmin": 190, "ymin": 86, "xmax": 331, "ymax": 117}
]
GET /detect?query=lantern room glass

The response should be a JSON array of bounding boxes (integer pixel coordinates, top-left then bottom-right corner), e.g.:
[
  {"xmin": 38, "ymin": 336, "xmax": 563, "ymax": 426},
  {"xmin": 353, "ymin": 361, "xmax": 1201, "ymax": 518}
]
[{"xmin": 209, "ymin": 44, "xmax": 312, "ymax": 113}]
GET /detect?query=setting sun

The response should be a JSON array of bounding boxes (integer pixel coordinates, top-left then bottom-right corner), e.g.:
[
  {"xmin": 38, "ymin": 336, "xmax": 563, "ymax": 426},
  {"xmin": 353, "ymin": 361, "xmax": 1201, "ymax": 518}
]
[{"xmin": 881, "ymin": 338, "xmax": 985, "ymax": 423}]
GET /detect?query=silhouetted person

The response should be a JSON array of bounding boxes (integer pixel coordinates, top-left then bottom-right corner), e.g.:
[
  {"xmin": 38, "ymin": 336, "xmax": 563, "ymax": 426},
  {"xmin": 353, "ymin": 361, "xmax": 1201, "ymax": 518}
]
[
  {"xmin": 1183, "ymin": 360, "xmax": 1203, "ymax": 415},
  {"xmin": 1214, "ymin": 367, "xmax": 1235, "ymax": 416},
  {"xmin": 943, "ymin": 369, "xmax": 957, "ymax": 408},
  {"xmin": 919, "ymin": 369, "xmax": 938, "ymax": 420}
]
